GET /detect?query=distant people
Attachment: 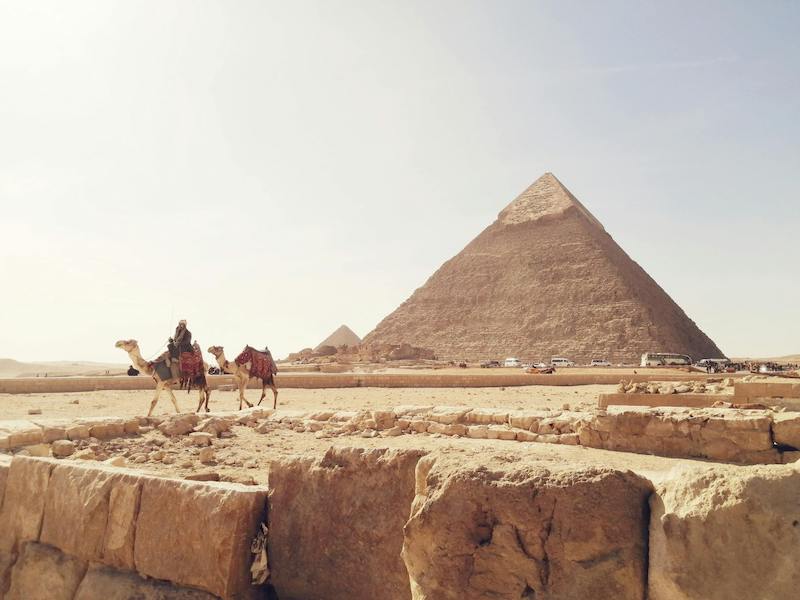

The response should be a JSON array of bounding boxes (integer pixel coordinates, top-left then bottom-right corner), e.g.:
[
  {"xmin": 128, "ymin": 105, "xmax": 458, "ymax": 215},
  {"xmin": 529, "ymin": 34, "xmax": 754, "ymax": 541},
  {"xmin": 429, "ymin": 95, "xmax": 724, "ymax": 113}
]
[{"xmin": 127, "ymin": 365, "xmax": 140, "ymax": 376}]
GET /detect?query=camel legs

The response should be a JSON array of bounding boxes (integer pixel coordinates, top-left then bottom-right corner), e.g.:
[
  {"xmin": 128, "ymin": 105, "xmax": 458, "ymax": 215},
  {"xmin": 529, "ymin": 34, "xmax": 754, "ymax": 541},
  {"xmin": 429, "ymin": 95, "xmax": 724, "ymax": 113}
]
[
  {"xmin": 195, "ymin": 387, "xmax": 210, "ymax": 413},
  {"xmin": 166, "ymin": 386, "xmax": 180, "ymax": 413},
  {"xmin": 238, "ymin": 377, "xmax": 253, "ymax": 410},
  {"xmin": 257, "ymin": 381, "xmax": 278, "ymax": 409},
  {"xmin": 147, "ymin": 382, "xmax": 165, "ymax": 417}
]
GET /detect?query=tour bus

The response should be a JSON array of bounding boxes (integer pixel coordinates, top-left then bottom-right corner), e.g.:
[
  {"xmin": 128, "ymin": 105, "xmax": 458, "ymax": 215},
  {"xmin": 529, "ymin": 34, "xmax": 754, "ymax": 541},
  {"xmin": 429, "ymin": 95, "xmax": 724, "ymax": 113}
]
[{"xmin": 641, "ymin": 353, "xmax": 692, "ymax": 367}]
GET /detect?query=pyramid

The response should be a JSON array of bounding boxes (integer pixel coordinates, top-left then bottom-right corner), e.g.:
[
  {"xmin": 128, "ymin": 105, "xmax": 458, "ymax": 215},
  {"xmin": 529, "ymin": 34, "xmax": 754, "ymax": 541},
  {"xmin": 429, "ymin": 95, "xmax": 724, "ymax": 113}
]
[
  {"xmin": 363, "ymin": 173, "xmax": 723, "ymax": 363},
  {"xmin": 315, "ymin": 325, "xmax": 362, "ymax": 351}
]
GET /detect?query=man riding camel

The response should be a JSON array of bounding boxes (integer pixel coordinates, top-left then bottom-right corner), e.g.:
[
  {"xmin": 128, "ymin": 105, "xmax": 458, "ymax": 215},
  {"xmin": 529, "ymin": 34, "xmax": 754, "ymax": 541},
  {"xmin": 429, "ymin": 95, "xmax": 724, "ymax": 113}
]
[{"xmin": 167, "ymin": 319, "xmax": 192, "ymax": 366}]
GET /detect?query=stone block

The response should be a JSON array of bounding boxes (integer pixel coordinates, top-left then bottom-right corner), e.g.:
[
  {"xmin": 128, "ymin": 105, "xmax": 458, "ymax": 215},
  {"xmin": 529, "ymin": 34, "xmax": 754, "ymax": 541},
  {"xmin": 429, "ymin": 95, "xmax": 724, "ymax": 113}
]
[
  {"xmin": 158, "ymin": 414, "xmax": 200, "ymax": 436},
  {"xmin": 466, "ymin": 425, "xmax": 488, "ymax": 439},
  {"xmin": 403, "ymin": 454, "xmax": 653, "ymax": 600},
  {"xmin": 427, "ymin": 406, "xmax": 470, "ymax": 425},
  {"xmin": 409, "ymin": 420, "xmax": 433, "ymax": 433},
  {"xmin": 134, "ymin": 476, "xmax": 267, "ymax": 598},
  {"xmin": 443, "ymin": 424, "xmax": 467, "ymax": 437},
  {"xmin": 268, "ymin": 447, "xmax": 426, "ymax": 600},
  {"xmin": 465, "ymin": 408, "xmax": 509, "ymax": 425},
  {"xmin": 507, "ymin": 410, "xmax": 545, "ymax": 430},
  {"xmin": 426, "ymin": 422, "xmax": 447, "ymax": 435},
  {"xmin": 371, "ymin": 410, "xmax": 396, "ymax": 430},
  {"xmin": 515, "ymin": 430, "xmax": 538, "ymax": 442},
  {"xmin": 189, "ymin": 432, "xmax": 214, "ymax": 446},
  {"xmin": 650, "ymin": 464, "xmax": 800, "ymax": 599},
  {"xmin": 6, "ymin": 542, "xmax": 86, "ymax": 600},
  {"xmin": 74, "ymin": 564, "xmax": 217, "ymax": 599},
  {"xmin": 486, "ymin": 425, "xmax": 517, "ymax": 441},
  {"xmin": 66, "ymin": 425, "xmax": 90, "ymax": 441},
  {"xmin": 773, "ymin": 413, "xmax": 800, "ymax": 449},
  {"xmin": 40, "ymin": 461, "xmax": 142, "ymax": 569},
  {"xmin": 51, "ymin": 440, "xmax": 75, "ymax": 458},
  {"xmin": 0, "ymin": 457, "xmax": 54, "ymax": 554},
  {"xmin": 123, "ymin": 419, "xmax": 140, "ymax": 435},
  {"xmin": 42, "ymin": 427, "xmax": 68, "ymax": 443},
  {"xmin": 392, "ymin": 405, "xmax": 433, "ymax": 418}
]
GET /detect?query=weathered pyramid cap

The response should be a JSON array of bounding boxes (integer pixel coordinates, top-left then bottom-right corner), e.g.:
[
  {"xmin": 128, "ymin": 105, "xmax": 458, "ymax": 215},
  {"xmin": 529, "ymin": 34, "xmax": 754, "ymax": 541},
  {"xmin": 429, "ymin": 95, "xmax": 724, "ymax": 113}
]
[{"xmin": 498, "ymin": 172, "xmax": 604, "ymax": 231}]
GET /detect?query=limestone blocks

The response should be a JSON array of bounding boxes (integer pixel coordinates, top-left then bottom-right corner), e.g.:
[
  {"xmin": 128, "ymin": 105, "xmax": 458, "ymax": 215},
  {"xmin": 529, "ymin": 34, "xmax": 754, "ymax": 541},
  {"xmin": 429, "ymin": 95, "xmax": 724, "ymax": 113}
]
[
  {"xmin": 402, "ymin": 453, "xmax": 653, "ymax": 599},
  {"xmin": 268, "ymin": 447, "xmax": 426, "ymax": 600},
  {"xmin": 0, "ymin": 456, "xmax": 268, "ymax": 599},
  {"xmin": 649, "ymin": 463, "xmax": 800, "ymax": 599}
]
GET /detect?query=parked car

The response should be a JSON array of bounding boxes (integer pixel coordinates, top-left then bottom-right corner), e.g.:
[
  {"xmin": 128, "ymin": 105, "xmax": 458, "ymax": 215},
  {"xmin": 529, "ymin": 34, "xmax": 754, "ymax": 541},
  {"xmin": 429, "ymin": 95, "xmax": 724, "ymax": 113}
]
[
  {"xmin": 551, "ymin": 357, "xmax": 575, "ymax": 367},
  {"xmin": 504, "ymin": 357, "xmax": 521, "ymax": 368},
  {"xmin": 480, "ymin": 360, "xmax": 501, "ymax": 368},
  {"xmin": 590, "ymin": 359, "xmax": 611, "ymax": 367},
  {"xmin": 533, "ymin": 362, "xmax": 548, "ymax": 369}
]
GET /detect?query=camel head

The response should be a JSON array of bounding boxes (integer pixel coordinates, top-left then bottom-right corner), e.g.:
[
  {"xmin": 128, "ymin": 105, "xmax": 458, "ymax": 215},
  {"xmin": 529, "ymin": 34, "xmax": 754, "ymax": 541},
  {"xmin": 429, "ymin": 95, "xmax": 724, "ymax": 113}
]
[
  {"xmin": 115, "ymin": 339, "xmax": 139, "ymax": 352},
  {"xmin": 207, "ymin": 345, "xmax": 224, "ymax": 357}
]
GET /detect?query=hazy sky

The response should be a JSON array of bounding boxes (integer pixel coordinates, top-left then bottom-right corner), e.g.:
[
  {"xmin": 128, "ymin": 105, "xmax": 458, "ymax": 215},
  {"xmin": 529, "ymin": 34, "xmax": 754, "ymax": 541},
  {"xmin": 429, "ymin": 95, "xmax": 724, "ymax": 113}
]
[{"xmin": 1, "ymin": 1, "xmax": 798, "ymax": 363}]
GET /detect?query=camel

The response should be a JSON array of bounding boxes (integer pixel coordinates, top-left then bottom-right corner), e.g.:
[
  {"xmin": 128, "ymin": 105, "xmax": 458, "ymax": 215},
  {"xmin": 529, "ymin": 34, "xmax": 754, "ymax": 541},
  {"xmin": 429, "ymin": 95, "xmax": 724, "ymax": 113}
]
[
  {"xmin": 207, "ymin": 345, "xmax": 278, "ymax": 410},
  {"xmin": 115, "ymin": 339, "xmax": 211, "ymax": 416}
]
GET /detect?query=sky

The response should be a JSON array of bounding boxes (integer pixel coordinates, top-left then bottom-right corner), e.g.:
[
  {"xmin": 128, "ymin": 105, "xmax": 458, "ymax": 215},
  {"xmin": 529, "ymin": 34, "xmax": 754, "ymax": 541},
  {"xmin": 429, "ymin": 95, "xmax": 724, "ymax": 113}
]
[{"xmin": 0, "ymin": 0, "xmax": 798, "ymax": 363}]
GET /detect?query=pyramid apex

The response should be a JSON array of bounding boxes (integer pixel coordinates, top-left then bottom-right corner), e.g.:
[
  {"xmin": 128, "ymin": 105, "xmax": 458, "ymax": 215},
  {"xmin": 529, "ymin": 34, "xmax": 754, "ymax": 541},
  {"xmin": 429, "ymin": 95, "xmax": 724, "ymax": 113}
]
[{"xmin": 498, "ymin": 172, "xmax": 604, "ymax": 231}]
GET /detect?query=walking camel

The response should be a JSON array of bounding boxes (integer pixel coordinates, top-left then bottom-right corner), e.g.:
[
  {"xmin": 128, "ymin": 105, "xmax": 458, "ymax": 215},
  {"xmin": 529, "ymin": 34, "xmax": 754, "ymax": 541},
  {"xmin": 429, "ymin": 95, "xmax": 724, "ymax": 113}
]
[
  {"xmin": 207, "ymin": 345, "xmax": 279, "ymax": 410},
  {"xmin": 115, "ymin": 339, "xmax": 211, "ymax": 415}
]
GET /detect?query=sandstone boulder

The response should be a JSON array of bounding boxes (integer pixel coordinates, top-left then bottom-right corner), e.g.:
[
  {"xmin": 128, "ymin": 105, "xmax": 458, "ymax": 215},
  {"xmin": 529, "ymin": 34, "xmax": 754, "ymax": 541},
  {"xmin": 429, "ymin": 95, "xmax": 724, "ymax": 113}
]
[
  {"xmin": 268, "ymin": 447, "xmax": 426, "ymax": 600},
  {"xmin": 51, "ymin": 440, "xmax": 76, "ymax": 458},
  {"xmin": 402, "ymin": 453, "xmax": 652, "ymax": 600},
  {"xmin": 649, "ymin": 463, "xmax": 800, "ymax": 600},
  {"xmin": 158, "ymin": 414, "xmax": 200, "ymax": 437},
  {"xmin": 6, "ymin": 542, "xmax": 86, "ymax": 600}
]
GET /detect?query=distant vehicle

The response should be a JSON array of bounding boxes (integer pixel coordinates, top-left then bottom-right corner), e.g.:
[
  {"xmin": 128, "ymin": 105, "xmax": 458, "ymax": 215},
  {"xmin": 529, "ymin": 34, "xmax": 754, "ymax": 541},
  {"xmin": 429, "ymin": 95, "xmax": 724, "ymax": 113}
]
[
  {"xmin": 590, "ymin": 359, "xmax": 611, "ymax": 367},
  {"xmin": 551, "ymin": 357, "xmax": 574, "ymax": 367},
  {"xmin": 481, "ymin": 360, "xmax": 501, "ymax": 368},
  {"xmin": 504, "ymin": 357, "xmax": 521, "ymax": 368},
  {"xmin": 208, "ymin": 366, "xmax": 221, "ymax": 375},
  {"xmin": 533, "ymin": 362, "xmax": 549, "ymax": 369},
  {"xmin": 641, "ymin": 353, "xmax": 692, "ymax": 367},
  {"xmin": 696, "ymin": 358, "xmax": 730, "ymax": 368}
]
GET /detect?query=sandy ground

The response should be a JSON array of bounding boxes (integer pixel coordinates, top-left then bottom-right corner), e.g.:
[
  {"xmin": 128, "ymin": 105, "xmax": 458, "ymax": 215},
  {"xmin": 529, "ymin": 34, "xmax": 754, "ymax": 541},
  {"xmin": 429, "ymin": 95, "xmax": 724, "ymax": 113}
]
[
  {"xmin": 0, "ymin": 385, "xmax": 612, "ymax": 420},
  {"xmin": 0, "ymin": 383, "xmax": 723, "ymax": 489}
]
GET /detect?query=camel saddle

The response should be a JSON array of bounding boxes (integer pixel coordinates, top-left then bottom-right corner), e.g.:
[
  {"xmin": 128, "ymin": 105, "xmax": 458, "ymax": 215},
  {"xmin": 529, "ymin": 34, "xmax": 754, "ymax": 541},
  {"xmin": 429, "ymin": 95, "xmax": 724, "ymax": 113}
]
[
  {"xmin": 179, "ymin": 348, "xmax": 204, "ymax": 379},
  {"xmin": 235, "ymin": 346, "xmax": 277, "ymax": 381}
]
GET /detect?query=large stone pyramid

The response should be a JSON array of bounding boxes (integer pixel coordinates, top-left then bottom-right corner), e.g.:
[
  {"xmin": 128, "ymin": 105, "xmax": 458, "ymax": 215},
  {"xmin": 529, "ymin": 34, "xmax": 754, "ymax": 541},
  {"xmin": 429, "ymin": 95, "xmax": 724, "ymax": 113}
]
[
  {"xmin": 363, "ymin": 173, "xmax": 723, "ymax": 363},
  {"xmin": 315, "ymin": 325, "xmax": 362, "ymax": 351}
]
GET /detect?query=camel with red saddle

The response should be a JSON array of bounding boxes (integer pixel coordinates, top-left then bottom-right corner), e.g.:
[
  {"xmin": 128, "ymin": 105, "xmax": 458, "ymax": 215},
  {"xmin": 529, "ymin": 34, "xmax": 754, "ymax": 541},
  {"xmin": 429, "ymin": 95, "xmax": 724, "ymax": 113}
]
[
  {"xmin": 115, "ymin": 339, "xmax": 211, "ymax": 415},
  {"xmin": 207, "ymin": 345, "xmax": 279, "ymax": 410}
]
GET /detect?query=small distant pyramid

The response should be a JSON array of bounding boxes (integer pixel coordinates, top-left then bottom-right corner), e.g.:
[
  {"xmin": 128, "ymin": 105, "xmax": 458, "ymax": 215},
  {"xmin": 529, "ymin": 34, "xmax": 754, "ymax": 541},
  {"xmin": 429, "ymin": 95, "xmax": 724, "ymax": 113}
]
[
  {"xmin": 363, "ymin": 173, "xmax": 723, "ymax": 363},
  {"xmin": 315, "ymin": 325, "xmax": 362, "ymax": 351}
]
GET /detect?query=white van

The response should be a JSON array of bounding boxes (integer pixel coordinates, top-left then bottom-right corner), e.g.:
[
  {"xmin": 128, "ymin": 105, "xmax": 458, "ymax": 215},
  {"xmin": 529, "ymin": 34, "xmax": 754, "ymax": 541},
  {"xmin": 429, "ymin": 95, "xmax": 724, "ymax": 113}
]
[
  {"xmin": 551, "ymin": 357, "xmax": 574, "ymax": 367},
  {"xmin": 504, "ymin": 357, "xmax": 521, "ymax": 368}
]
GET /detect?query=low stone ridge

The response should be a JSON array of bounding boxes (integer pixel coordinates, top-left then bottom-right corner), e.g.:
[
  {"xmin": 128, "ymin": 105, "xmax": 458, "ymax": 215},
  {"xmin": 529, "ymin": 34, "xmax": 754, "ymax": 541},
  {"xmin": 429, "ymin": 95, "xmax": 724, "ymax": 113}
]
[
  {"xmin": 0, "ymin": 456, "xmax": 268, "ymax": 599},
  {"xmin": 580, "ymin": 407, "xmax": 782, "ymax": 464},
  {"xmin": 363, "ymin": 172, "xmax": 723, "ymax": 363},
  {"xmin": 649, "ymin": 463, "xmax": 800, "ymax": 599},
  {"xmin": 402, "ymin": 453, "xmax": 653, "ymax": 599},
  {"xmin": 268, "ymin": 447, "xmax": 426, "ymax": 600}
]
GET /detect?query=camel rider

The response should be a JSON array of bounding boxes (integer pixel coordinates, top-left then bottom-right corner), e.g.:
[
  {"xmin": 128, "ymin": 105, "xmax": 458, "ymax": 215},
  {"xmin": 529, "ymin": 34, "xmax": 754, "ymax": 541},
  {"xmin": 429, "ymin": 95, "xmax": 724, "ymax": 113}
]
[{"xmin": 168, "ymin": 320, "xmax": 193, "ymax": 365}]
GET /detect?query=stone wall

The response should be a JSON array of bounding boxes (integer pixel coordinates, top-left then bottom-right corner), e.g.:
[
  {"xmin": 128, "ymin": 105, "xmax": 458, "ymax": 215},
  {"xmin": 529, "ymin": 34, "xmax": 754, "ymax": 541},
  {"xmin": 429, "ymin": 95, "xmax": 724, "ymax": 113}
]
[
  {"xmin": 2, "ymin": 447, "xmax": 800, "ymax": 599},
  {"xmin": 0, "ymin": 372, "xmax": 731, "ymax": 394},
  {"xmin": 0, "ymin": 456, "xmax": 267, "ymax": 600},
  {"xmin": 579, "ymin": 407, "xmax": 784, "ymax": 464}
]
